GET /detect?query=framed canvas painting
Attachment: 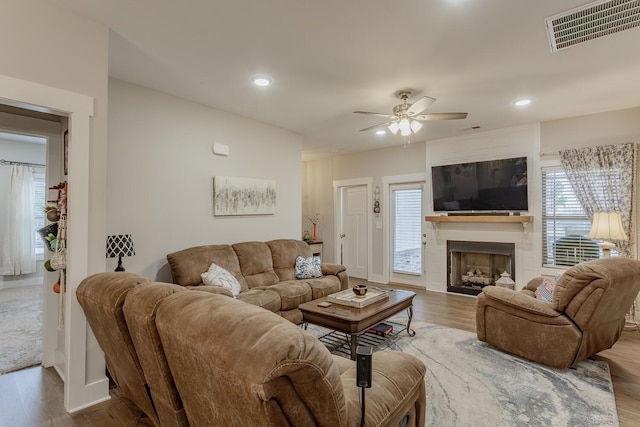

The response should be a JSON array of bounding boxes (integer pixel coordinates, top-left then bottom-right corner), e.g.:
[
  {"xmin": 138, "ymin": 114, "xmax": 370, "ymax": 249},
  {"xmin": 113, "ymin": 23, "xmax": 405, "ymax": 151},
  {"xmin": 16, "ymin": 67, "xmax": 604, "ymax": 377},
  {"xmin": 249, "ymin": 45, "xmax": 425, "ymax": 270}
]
[{"xmin": 214, "ymin": 176, "xmax": 276, "ymax": 215}]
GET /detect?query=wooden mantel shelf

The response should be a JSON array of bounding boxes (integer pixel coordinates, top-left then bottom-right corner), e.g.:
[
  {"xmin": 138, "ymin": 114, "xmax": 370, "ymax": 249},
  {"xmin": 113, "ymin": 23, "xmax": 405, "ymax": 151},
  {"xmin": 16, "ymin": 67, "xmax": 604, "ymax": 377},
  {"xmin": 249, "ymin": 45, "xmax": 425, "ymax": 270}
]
[
  {"xmin": 425, "ymin": 215, "xmax": 533, "ymax": 232},
  {"xmin": 425, "ymin": 215, "xmax": 532, "ymax": 224}
]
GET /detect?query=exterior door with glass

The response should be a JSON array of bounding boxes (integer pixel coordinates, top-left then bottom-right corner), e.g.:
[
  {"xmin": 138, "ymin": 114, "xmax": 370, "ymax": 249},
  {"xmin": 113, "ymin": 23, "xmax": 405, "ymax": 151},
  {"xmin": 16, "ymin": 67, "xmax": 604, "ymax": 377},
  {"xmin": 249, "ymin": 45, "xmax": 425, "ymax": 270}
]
[{"xmin": 389, "ymin": 183, "xmax": 426, "ymax": 286}]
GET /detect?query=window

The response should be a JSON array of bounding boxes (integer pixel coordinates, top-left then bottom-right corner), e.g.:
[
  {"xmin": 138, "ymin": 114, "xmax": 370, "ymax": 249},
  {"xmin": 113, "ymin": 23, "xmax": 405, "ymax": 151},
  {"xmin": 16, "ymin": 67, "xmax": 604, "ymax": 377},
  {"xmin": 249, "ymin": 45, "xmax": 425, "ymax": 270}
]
[
  {"xmin": 542, "ymin": 166, "xmax": 601, "ymax": 267},
  {"xmin": 392, "ymin": 186, "xmax": 423, "ymax": 275},
  {"xmin": 33, "ymin": 172, "xmax": 46, "ymax": 257}
]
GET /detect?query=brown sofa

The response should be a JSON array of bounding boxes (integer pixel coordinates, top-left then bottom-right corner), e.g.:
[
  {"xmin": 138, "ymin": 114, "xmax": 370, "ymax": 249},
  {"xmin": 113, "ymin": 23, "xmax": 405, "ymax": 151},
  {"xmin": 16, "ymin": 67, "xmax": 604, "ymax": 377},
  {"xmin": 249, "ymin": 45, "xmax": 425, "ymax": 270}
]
[
  {"xmin": 167, "ymin": 239, "xmax": 348, "ymax": 324},
  {"xmin": 77, "ymin": 272, "xmax": 427, "ymax": 426},
  {"xmin": 476, "ymin": 258, "xmax": 640, "ymax": 368}
]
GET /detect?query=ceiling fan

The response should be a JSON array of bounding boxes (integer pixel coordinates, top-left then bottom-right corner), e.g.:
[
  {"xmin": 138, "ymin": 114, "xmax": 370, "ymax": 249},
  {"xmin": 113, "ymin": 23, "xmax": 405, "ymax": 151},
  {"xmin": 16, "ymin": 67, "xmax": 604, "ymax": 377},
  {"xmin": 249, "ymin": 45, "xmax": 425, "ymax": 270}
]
[{"xmin": 353, "ymin": 91, "xmax": 468, "ymax": 136}]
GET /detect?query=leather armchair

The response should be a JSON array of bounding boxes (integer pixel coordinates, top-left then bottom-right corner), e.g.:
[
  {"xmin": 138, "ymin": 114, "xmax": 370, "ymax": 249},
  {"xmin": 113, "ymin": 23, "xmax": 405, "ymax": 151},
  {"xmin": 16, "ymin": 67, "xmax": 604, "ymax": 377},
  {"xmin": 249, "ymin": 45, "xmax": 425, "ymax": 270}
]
[{"xmin": 476, "ymin": 258, "xmax": 640, "ymax": 368}]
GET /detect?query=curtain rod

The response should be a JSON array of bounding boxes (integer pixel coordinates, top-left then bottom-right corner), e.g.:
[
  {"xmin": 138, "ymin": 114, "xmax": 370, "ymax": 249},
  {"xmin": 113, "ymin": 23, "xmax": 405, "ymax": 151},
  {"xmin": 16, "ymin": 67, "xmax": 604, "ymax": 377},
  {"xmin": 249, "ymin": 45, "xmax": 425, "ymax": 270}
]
[{"xmin": 0, "ymin": 159, "xmax": 46, "ymax": 168}]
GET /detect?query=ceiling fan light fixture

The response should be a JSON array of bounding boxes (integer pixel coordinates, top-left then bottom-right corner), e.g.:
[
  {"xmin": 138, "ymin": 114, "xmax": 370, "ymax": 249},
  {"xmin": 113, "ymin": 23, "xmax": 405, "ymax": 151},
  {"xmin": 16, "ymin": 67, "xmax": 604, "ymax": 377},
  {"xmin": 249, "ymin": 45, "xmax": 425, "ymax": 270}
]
[
  {"xmin": 388, "ymin": 122, "xmax": 400, "ymax": 134},
  {"xmin": 398, "ymin": 118, "xmax": 411, "ymax": 133},
  {"xmin": 410, "ymin": 120, "xmax": 423, "ymax": 133},
  {"xmin": 400, "ymin": 127, "xmax": 412, "ymax": 136}
]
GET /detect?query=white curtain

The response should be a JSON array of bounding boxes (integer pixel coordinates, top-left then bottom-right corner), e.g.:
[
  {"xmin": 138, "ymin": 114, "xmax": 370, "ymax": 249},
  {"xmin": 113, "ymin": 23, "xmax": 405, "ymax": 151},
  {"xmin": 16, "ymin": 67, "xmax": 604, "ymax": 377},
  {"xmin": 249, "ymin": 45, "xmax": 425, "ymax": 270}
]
[{"xmin": 2, "ymin": 165, "xmax": 36, "ymax": 275}]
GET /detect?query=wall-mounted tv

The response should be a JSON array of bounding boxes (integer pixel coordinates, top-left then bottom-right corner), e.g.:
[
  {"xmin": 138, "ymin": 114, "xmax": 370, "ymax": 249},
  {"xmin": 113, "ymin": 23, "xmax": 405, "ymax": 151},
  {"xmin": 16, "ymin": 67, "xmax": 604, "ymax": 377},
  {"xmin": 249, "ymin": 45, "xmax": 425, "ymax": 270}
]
[{"xmin": 431, "ymin": 156, "xmax": 528, "ymax": 212}]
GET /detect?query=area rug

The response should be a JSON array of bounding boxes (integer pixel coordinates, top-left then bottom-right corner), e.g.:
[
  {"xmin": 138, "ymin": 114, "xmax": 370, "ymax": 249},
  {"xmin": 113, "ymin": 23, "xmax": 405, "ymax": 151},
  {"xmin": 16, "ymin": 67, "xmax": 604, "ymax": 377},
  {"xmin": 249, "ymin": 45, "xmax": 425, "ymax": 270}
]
[
  {"xmin": 0, "ymin": 285, "xmax": 43, "ymax": 375},
  {"xmin": 308, "ymin": 321, "xmax": 618, "ymax": 427}
]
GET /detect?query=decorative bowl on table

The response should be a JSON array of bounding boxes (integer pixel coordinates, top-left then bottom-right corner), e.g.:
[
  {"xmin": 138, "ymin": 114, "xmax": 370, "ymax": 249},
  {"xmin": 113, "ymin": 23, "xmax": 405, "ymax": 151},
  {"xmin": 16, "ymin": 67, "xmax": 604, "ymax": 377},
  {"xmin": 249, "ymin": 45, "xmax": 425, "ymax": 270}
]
[{"xmin": 352, "ymin": 284, "xmax": 368, "ymax": 298}]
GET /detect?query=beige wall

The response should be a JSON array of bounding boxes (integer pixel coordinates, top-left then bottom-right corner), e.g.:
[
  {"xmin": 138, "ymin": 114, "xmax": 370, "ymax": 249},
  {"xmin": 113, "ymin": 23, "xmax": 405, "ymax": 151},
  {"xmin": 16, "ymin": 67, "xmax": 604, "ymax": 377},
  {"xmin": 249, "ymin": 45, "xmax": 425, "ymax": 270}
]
[
  {"xmin": 107, "ymin": 79, "xmax": 303, "ymax": 281},
  {"xmin": 541, "ymin": 107, "xmax": 640, "ymax": 152},
  {"xmin": 303, "ymin": 142, "xmax": 425, "ymax": 273},
  {"xmin": 0, "ymin": 0, "xmax": 108, "ymax": 412},
  {"xmin": 0, "ymin": 0, "xmax": 109, "ymax": 276}
]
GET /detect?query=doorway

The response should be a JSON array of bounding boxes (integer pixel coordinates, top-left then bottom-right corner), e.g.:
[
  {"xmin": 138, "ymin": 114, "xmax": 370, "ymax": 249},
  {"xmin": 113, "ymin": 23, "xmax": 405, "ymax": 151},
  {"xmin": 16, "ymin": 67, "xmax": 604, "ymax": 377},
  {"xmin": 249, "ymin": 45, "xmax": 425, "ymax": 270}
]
[
  {"xmin": 382, "ymin": 173, "xmax": 427, "ymax": 287},
  {"xmin": 0, "ymin": 130, "xmax": 47, "ymax": 374},
  {"xmin": 389, "ymin": 183, "xmax": 426, "ymax": 286},
  {"xmin": 340, "ymin": 185, "xmax": 368, "ymax": 279},
  {"xmin": 334, "ymin": 178, "xmax": 372, "ymax": 280}
]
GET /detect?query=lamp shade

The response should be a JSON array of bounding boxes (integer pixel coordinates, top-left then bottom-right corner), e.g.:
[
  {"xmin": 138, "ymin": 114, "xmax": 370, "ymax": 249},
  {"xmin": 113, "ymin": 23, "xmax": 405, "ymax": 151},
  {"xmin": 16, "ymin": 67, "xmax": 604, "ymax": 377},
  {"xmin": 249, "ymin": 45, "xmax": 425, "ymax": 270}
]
[
  {"xmin": 106, "ymin": 234, "xmax": 136, "ymax": 258},
  {"xmin": 588, "ymin": 212, "xmax": 628, "ymax": 241}
]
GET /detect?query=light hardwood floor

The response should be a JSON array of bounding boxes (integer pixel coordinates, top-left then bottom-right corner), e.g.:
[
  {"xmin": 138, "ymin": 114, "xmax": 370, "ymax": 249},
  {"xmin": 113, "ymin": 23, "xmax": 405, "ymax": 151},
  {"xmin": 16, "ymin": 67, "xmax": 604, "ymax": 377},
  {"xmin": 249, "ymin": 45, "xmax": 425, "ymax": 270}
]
[{"xmin": 0, "ymin": 284, "xmax": 638, "ymax": 426}]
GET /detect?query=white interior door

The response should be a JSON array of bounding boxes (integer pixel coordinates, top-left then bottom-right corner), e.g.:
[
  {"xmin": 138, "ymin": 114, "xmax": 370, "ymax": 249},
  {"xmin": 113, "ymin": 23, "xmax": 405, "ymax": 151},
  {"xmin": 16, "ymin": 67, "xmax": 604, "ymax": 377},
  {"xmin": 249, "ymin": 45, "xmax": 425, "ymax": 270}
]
[
  {"xmin": 389, "ymin": 183, "xmax": 426, "ymax": 286},
  {"xmin": 341, "ymin": 185, "xmax": 368, "ymax": 279}
]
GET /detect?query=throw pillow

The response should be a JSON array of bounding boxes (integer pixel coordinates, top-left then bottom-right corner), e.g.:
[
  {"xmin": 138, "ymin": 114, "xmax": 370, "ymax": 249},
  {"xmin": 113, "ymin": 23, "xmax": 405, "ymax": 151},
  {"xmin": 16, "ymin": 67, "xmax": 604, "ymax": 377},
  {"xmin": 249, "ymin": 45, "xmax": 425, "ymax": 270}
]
[
  {"xmin": 535, "ymin": 277, "xmax": 557, "ymax": 303},
  {"xmin": 201, "ymin": 262, "xmax": 242, "ymax": 296},
  {"xmin": 295, "ymin": 255, "xmax": 322, "ymax": 279}
]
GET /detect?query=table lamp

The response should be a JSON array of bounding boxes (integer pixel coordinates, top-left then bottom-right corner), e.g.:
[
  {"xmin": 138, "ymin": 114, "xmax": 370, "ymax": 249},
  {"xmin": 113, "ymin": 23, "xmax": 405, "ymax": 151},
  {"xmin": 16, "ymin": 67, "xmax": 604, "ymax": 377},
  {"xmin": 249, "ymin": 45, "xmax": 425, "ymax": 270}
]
[
  {"xmin": 106, "ymin": 234, "xmax": 135, "ymax": 271},
  {"xmin": 588, "ymin": 212, "xmax": 628, "ymax": 258}
]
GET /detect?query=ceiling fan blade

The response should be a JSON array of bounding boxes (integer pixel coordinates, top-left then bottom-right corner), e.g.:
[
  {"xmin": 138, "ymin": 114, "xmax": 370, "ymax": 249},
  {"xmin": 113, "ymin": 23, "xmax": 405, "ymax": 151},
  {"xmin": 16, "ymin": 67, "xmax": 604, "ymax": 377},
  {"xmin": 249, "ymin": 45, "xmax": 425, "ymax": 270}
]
[
  {"xmin": 414, "ymin": 112, "xmax": 468, "ymax": 121},
  {"xmin": 359, "ymin": 121, "xmax": 393, "ymax": 132},
  {"xmin": 406, "ymin": 96, "xmax": 436, "ymax": 116},
  {"xmin": 353, "ymin": 110, "xmax": 396, "ymax": 119}
]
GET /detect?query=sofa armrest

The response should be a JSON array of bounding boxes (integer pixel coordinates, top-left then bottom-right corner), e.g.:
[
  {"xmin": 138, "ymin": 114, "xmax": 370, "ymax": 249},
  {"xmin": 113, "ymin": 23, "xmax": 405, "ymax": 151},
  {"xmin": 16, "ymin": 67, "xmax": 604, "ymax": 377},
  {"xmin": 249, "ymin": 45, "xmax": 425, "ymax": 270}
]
[
  {"xmin": 320, "ymin": 263, "xmax": 346, "ymax": 276},
  {"xmin": 480, "ymin": 286, "xmax": 561, "ymax": 318},
  {"xmin": 523, "ymin": 277, "xmax": 544, "ymax": 293},
  {"xmin": 186, "ymin": 285, "xmax": 234, "ymax": 298}
]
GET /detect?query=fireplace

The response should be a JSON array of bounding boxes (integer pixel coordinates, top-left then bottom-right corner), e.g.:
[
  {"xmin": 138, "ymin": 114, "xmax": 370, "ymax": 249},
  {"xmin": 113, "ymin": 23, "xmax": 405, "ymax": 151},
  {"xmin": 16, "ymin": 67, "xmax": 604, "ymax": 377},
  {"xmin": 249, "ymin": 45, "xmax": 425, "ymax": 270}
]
[{"xmin": 447, "ymin": 240, "xmax": 515, "ymax": 296}]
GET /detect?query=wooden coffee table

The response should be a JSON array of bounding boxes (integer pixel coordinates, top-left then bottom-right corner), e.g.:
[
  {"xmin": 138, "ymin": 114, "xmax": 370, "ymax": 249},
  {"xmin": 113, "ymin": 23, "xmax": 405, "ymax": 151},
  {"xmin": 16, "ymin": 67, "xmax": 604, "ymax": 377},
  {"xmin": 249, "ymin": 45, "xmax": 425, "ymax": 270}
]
[{"xmin": 299, "ymin": 289, "xmax": 416, "ymax": 360}]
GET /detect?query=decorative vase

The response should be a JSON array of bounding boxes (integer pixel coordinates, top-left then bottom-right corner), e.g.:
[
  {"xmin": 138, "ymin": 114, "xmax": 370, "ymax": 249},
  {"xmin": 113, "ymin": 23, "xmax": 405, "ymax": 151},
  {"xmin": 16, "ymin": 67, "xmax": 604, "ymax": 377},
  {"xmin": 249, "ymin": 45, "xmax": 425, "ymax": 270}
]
[
  {"xmin": 495, "ymin": 271, "xmax": 515, "ymax": 290},
  {"xmin": 313, "ymin": 223, "xmax": 317, "ymax": 242},
  {"xmin": 352, "ymin": 284, "xmax": 368, "ymax": 298}
]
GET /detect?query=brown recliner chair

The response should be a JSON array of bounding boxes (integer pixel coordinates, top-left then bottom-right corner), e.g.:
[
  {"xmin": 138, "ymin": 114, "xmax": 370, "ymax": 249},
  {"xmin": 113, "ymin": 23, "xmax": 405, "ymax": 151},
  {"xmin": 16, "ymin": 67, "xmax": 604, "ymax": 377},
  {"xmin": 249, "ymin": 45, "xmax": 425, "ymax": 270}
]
[
  {"xmin": 155, "ymin": 290, "xmax": 427, "ymax": 426},
  {"xmin": 476, "ymin": 258, "xmax": 640, "ymax": 368},
  {"xmin": 76, "ymin": 272, "xmax": 159, "ymax": 425},
  {"xmin": 123, "ymin": 281, "xmax": 191, "ymax": 426}
]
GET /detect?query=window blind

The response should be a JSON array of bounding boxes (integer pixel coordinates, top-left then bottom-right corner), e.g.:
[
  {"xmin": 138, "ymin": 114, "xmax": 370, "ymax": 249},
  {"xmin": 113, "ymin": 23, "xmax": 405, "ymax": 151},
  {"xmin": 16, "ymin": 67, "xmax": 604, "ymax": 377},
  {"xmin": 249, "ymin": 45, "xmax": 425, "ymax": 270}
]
[
  {"xmin": 33, "ymin": 173, "xmax": 46, "ymax": 255},
  {"xmin": 542, "ymin": 167, "xmax": 600, "ymax": 266},
  {"xmin": 393, "ymin": 188, "xmax": 422, "ymax": 274}
]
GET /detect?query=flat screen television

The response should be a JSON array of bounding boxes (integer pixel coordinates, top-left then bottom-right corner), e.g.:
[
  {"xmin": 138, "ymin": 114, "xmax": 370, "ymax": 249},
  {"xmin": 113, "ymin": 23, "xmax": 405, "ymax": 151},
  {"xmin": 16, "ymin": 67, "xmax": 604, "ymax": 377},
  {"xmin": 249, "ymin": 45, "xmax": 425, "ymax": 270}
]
[{"xmin": 431, "ymin": 156, "xmax": 528, "ymax": 212}]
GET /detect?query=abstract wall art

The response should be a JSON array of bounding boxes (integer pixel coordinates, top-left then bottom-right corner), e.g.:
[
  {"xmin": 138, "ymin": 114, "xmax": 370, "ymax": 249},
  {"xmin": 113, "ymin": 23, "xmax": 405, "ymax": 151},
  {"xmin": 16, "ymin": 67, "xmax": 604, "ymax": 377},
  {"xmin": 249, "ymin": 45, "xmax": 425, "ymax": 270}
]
[{"xmin": 213, "ymin": 176, "xmax": 276, "ymax": 216}]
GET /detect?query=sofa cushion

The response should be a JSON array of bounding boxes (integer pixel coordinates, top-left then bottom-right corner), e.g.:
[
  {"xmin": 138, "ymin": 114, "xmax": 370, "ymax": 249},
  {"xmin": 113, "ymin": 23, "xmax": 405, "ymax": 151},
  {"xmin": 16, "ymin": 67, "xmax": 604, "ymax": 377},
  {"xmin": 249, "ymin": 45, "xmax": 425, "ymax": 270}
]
[
  {"xmin": 233, "ymin": 242, "xmax": 279, "ymax": 288},
  {"xmin": 236, "ymin": 289, "xmax": 281, "ymax": 313},
  {"xmin": 267, "ymin": 239, "xmax": 312, "ymax": 281},
  {"xmin": 257, "ymin": 280, "xmax": 313, "ymax": 310},
  {"xmin": 304, "ymin": 276, "xmax": 341, "ymax": 299},
  {"xmin": 167, "ymin": 245, "xmax": 248, "ymax": 291},
  {"xmin": 201, "ymin": 262, "xmax": 242, "ymax": 296},
  {"xmin": 295, "ymin": 256, "xmax": 322, "ymax": 279}
]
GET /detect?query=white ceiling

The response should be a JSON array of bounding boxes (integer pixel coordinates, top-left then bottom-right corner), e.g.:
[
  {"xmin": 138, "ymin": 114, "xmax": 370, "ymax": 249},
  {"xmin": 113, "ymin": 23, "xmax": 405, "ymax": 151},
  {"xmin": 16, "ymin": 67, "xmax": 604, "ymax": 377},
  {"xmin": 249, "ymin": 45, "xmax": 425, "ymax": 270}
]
[{"xmin": 49, "ymin": 0, "xmax": 640, "ymax": 159}]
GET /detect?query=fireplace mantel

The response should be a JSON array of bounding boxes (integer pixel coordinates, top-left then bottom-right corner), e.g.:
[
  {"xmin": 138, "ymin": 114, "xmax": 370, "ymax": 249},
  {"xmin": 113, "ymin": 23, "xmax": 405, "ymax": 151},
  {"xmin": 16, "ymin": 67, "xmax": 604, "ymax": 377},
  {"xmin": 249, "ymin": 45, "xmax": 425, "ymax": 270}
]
[{"xmin": 425, "ymin": 215, "xmax": 533, "ymax": 232}]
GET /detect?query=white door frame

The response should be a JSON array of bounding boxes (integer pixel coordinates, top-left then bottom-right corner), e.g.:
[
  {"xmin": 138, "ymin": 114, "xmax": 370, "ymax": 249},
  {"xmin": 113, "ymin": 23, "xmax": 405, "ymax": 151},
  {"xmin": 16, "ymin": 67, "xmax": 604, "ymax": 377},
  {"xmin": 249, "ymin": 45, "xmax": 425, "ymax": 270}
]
[
  {"xmin": 0, "ymin": 74, "xmax": 106, "ymax": 412},
  {"xmin": 333, "ymin": 177, "xmax": 373, "ymax": 279},
  {"xmin": 382, "ymin": 173, "xmax": 428, "ymax": 285}
]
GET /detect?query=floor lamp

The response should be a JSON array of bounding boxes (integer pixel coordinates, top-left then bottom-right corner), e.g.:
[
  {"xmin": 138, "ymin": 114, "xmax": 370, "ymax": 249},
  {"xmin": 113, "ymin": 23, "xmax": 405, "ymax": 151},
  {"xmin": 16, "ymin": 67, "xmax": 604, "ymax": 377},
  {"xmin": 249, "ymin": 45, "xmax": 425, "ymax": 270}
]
[{"xmin": 589, "ymin": 212, "xmax": 637, "ymax": 328}]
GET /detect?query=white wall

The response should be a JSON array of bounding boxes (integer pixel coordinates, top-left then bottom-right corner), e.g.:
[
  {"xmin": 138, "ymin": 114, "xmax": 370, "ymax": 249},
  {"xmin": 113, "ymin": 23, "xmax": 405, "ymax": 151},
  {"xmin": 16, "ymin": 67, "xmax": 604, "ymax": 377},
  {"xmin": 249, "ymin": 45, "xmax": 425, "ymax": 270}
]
[
  {"xmin": 107, "ymin": 79, "xmax": 303, "ymax": 281},
  {"xmin": 425, "ymin": 125, "xmax": 540, "ymax": 293}
]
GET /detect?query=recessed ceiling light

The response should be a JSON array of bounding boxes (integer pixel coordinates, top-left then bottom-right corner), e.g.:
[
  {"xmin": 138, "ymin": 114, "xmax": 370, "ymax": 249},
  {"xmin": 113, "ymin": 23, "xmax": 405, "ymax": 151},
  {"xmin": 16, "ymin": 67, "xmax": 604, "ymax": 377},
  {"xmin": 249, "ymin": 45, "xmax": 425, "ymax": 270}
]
[
  {"xmin": 513, "ymin": 98, "xmax": 533, "ymax": 106},
  {"xmin": 375, "ymin": 130, "xmax": 386, "ymax": 135},
  {"xmin": 251, "ymin": 75, "xmax": 272, "ymax": 87}
]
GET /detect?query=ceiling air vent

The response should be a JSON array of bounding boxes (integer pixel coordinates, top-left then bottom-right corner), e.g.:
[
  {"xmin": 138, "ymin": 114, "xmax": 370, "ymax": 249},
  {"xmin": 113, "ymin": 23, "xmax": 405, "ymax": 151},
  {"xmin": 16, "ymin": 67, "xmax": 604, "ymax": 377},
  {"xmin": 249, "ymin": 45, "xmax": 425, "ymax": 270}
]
[{"xmin": 545, "ymin": 0, "xmax": 640, "ymax": 51}]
